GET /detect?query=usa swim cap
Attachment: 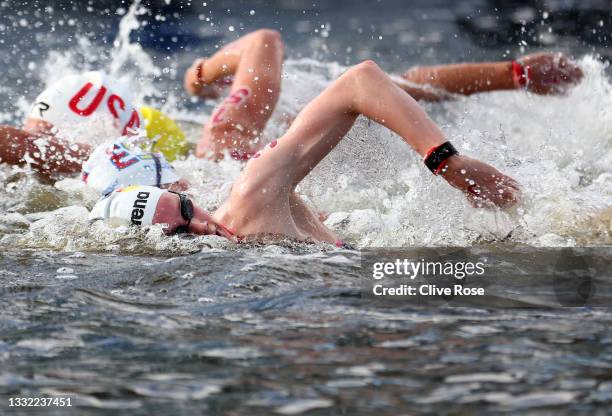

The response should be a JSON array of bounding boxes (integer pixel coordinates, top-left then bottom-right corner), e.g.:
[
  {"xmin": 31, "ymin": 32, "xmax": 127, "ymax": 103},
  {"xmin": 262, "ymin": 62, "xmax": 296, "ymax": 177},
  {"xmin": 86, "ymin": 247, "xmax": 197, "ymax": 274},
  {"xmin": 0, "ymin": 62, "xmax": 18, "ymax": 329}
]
[
  {"xmin": 82, "ymin": 137, "xmax": 181, "ymax": 196},
  {"xmin": 28, "ymin": 71, "xmax": 141, "ymax": 139},
  {"xmin": 89, "ymin": 185, "xmax": 166, "ymax": 226}
]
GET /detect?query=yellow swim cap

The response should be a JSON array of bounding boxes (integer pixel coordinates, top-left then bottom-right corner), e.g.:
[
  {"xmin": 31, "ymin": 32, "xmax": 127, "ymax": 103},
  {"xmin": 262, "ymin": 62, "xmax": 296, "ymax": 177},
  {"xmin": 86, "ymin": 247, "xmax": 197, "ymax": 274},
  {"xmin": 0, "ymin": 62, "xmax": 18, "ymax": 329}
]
[{"xmin": 140, "ymin": 106, "xmax": 189, "ymax": 162}]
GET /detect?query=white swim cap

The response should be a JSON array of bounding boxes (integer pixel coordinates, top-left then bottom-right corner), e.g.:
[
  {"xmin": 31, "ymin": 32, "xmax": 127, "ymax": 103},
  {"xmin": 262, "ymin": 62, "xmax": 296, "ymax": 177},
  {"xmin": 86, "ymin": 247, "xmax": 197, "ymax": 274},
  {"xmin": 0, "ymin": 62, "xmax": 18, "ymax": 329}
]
[
  {"xmin": 82, "ymin": 138, "xmax": 181, "ymax": 196},
  {"xmin": 28, "ymin": 71, "xmax": 141, "ymax": 138},
  {"xmin": 89, "ymin": 185, "xmax": 167, "ymax": 226}
]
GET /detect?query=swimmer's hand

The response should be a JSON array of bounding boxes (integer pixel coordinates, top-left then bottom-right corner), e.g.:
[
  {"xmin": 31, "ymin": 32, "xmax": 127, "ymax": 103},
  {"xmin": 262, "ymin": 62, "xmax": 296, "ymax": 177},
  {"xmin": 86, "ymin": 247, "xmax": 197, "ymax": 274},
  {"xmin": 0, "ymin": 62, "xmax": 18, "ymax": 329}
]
[
  {"xmin": 184, "ymin": 59, "xmax": 233, "ymax": 99},
  {"xmin": 440, "ymin": 155, "xmax": 521, "ymax": 209},
  {"xmin": 519, "ymin": 53, "xmax": 583, "ymax": 95}
]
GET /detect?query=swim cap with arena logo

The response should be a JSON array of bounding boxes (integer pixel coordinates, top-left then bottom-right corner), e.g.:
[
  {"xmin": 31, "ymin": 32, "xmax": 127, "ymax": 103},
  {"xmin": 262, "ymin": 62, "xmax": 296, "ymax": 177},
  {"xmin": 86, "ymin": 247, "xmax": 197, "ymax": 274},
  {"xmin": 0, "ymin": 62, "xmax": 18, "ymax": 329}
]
[
  {"xmin": 28, "ymin": 71, "xmax": 141, "ymax": 139},
  {"xmin": 82, "ymin": 136, "xmax": 181, "ymax": 196},
  {"xmin": 89, "ymin": 185, "xmax": 166, "ymax": 226}
]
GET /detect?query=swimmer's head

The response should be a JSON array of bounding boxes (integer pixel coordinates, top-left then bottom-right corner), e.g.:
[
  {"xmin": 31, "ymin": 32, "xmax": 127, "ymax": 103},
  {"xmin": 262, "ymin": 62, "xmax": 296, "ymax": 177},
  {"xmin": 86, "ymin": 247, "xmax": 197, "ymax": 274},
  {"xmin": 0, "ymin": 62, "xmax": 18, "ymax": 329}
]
[
  {"xmin": 140, "ymin": 106, "xmax": 189, "ymax": 162},
  {"xmin": 82, "ymin": 138, "xmax": 182, "ymax": 196},
  {"xmin": 89, "ymin": 185, "xmax": 166, "ymax": 227},
  {"xmin": 89, "ymin": 185, "xmax": 234, "ymax": 238},
  {"xmin": 26, "ymin": 71, "xmax": 141, "ymax": 143}
]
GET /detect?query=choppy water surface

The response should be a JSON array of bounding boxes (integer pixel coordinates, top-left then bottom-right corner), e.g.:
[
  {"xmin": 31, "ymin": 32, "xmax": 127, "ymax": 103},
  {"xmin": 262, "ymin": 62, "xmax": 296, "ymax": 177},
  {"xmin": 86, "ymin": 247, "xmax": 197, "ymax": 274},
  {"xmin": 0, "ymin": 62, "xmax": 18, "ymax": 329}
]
[
  {"xmin": 0, "ymin": 0, "xmax": 611, "ymax": 414},
  {"xmin": 2, "ymin": 248, "xmax": 612, "ymax": 415}
]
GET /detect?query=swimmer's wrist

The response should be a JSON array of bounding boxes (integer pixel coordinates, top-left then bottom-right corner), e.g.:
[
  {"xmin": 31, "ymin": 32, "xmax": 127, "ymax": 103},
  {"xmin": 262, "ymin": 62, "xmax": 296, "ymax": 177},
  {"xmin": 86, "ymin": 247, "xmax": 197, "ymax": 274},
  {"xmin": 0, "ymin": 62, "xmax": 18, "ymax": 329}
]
[
  {"xmin": 437, "ymin": 153, "xmax": 464, "ymax": 177},
  {"xmin": 511, "ymin": 60, "xmax": 531, "ymax": 90},
  {"xmin": 423, "ymin": 141, "xmax": 459, "ymax": 175}
]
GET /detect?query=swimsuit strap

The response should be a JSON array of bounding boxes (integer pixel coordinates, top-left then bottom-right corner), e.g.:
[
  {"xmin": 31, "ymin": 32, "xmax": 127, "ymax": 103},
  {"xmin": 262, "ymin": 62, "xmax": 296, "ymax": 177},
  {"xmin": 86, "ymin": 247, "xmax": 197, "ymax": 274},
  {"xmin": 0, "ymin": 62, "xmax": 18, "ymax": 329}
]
[{"xmin": 152, "ymin": 154, "xmax": 162, "ymax": 187}]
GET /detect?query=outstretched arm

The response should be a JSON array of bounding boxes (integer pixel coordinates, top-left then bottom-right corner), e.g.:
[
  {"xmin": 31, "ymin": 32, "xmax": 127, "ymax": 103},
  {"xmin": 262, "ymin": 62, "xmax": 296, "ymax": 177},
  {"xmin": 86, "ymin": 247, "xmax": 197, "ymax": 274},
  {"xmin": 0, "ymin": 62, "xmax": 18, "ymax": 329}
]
[
  {"xmin": 244, "ymin": 60, "xmax": 520, "ymax": 208},
  {"xmin": 0, "ymin": 125, "xmax": 90, "ymax": 177},
  {"xmin": 397, "ymin": 52, "xmax": 583, "ymax": 101}
]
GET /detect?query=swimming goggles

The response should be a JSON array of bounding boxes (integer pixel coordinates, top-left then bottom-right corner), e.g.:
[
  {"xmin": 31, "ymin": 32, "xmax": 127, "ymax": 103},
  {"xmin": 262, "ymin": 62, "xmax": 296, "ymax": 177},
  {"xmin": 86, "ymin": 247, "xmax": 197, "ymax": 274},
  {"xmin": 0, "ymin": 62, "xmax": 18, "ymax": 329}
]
[{"xmin": 168, "ymin": 191, "xmax": 194, "ymax": 234}]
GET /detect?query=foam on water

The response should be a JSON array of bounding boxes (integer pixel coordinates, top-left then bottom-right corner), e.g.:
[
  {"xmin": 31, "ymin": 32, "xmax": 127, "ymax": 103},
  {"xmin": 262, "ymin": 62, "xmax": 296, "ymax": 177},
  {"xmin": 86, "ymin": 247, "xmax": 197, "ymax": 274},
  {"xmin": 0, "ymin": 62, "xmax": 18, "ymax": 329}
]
[
  {"xmin": 261, "ymin": 56, "xmax": 612, "ymax": 247},
  {"xmin": 0, "ymin": 3, "xmax": 610, "ymax": 254}
]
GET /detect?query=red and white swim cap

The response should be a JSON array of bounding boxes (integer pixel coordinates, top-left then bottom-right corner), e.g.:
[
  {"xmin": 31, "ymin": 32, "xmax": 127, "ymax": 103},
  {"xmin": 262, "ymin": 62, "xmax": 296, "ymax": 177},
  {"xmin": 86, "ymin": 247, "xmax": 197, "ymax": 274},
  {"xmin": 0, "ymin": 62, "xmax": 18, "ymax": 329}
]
[
  {"xmin": 28, "ymin": 71, "xmax": 141, "ymax": 139},
  {"xmin": 82, "ymin": 137, "xmax": 181, "ymax": 196}
]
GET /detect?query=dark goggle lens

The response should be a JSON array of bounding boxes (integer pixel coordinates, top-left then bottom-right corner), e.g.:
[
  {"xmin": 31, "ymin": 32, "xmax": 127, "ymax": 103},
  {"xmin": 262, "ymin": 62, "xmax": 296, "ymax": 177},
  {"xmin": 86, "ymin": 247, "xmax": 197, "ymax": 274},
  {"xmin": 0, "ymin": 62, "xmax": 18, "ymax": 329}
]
[
  {"xmin": 179, "ymin": 195, "xmax": 194, "ymax": 222},
  {"xmin": 168, "ymin": 191, "xmax": 194, "ymax": 234}
]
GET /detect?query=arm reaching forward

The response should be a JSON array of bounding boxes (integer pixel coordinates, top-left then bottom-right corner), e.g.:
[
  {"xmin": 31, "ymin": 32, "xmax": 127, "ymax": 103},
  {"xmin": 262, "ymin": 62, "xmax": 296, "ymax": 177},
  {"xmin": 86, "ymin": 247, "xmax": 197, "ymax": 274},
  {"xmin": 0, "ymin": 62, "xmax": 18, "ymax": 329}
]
[
  {"xmin": 242, "ymin": 60, "xmax": 520, "ymax": 209},
  {"xmin": 397, "ymin": 52, "xmax": 583, "ymax": 101}
]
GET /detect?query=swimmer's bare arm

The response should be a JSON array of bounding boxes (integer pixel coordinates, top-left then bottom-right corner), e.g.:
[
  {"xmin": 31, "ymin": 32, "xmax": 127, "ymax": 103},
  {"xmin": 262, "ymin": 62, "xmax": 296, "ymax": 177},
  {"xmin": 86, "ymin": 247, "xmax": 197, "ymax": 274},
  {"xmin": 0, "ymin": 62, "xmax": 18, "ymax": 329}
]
[
  {"xmin": 184, "ymin": 29, "xmax": 285, "ymax": 159},
  {"xmin": 396, "ymin": 61, "xmax": 514, "ymax": 100},
  {"xmin": 184, "ymin": 30, "xmax": 274, "ymax": 91},
  {"xmin": 244, "ymin": 60, "xmax": 520, "ymax": 208},
  {"xmin": 396, "ymin": 52, "xmax": 583, "ymax": 101},
  {"xmin": 0, "ymin": 125, "xmax": 90, "ymax": 176}
]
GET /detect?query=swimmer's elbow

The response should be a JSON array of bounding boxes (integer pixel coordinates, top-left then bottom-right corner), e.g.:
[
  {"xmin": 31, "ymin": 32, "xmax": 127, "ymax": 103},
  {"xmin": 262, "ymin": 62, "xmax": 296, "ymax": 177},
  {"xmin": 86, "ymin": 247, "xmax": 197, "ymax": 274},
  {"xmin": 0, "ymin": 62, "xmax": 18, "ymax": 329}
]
[
  {"xmin": 351, "ymin": 60, "xmax": 383, "ymax": 75},
  {"xmin": 342, "ymin": 60, "xmax": 386, "ymax": 86},
  {"xmin": 253, "ymin": 29, "xmax": 282, "ymax": 44}
]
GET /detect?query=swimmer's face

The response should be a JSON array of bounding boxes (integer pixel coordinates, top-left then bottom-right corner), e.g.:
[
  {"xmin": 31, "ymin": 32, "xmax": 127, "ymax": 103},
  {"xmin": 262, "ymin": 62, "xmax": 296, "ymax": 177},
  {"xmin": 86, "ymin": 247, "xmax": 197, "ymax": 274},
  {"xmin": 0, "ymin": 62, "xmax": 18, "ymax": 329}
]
[{"xmin": 152, "ymin": 192, "xmax": 233, "ymax": 238}]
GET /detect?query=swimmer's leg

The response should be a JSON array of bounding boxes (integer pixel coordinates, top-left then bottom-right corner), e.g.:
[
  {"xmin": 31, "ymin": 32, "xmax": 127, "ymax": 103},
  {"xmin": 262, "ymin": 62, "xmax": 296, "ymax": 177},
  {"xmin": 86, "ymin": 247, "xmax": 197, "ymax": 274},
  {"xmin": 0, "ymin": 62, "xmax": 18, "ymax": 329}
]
[{"xmin": 195, "ymin": 29, "xmax": 284, "ymax": 160}]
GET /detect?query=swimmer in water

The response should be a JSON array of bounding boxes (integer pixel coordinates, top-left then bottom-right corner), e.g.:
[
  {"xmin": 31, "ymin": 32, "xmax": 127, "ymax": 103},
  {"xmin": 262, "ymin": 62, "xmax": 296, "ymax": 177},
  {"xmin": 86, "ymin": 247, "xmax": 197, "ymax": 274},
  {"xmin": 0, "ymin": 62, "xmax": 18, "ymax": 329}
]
[
  {"xmin": 84, "ymin": 50, "xmax": 569, "ymax": 200},
  {"xmin": 0, "ymin": 71, "xmax": 189, "ymax": 179},
  {"xmin": 0, "ymin": 28, "xmax": 581, "ymax": 176},
  {"xmin": 184, "ymin": 30, "xmax": 581, "ymax": 158},
  {"xmin": 0, "ymin": 29, "xmax": 285, "ymax": 178},
  {"xmin": 183, "ymin": 29, "xmax": 285, "ymax": 161},
  {"xmin": 90, "ymin": 61, "xmax": 521, "ymax": 245}
]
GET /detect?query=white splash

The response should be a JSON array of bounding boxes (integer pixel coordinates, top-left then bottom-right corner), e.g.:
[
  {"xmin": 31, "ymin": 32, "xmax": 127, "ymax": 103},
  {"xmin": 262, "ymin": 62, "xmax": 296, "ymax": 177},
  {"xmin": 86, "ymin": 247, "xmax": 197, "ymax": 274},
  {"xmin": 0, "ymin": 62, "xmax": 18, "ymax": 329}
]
[{"xmin": 1, "ymin": 2, "xmax": 610, "ymax": 252}]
